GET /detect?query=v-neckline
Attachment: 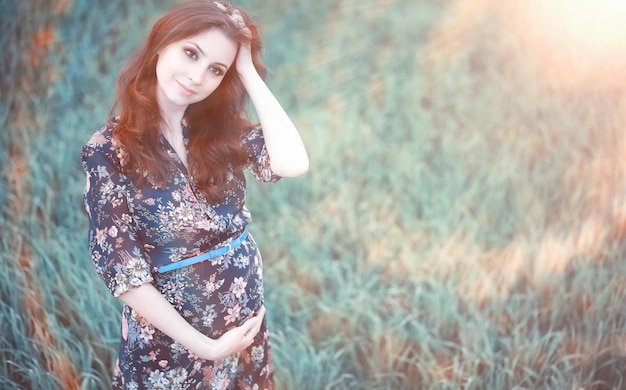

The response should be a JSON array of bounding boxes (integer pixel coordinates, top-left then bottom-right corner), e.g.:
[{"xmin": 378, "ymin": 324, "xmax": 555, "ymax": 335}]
[{"xmin": 160, "ymin": 121, "xmax": 190, "ymax": 173}]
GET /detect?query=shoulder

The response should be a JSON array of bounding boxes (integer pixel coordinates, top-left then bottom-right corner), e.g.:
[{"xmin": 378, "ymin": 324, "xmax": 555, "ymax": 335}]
[
  {"xmin": 83, "ymin": 118, "xmax": 118, "ymax": 151},
  {"xmin": 81, "ymin": 118, "xmax": 126, "ymax": 168}
]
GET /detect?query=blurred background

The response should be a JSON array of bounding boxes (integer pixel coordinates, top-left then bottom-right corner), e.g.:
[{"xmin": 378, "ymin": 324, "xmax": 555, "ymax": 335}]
[{"xmin": 2, "ymin": 0, "xmax": 626, "ymax": 388}]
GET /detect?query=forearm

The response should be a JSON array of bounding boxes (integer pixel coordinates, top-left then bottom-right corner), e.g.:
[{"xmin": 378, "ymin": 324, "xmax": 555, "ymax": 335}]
[
  {"xmin": 239, "ymin": 70, "xmax": 309, "ymax": 177},
  {"xmin": 118, "ymin": 284, "xmax": 220, "ymax": 359}
]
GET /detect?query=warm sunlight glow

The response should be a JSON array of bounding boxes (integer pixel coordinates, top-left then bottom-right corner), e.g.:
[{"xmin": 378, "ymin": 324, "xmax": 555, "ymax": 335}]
[
  {"xmin": 511, "ymin": 0, "xmax": 626, "ymax": 88},
  {"xmin": 551, "ymin": 0, "xmax": 626, "ymax": 50}
]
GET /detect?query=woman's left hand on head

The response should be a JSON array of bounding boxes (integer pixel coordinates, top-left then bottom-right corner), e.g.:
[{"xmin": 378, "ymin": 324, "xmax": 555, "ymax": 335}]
[{"xmin": 236, "ymin": 43, "xmax": 256, "ymax": 77}]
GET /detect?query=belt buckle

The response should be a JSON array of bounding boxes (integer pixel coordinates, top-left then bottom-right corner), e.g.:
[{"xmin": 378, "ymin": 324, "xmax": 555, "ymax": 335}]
[{"xmin": 225, "ymin": 242, "xmax": 233, "ymax": 253}]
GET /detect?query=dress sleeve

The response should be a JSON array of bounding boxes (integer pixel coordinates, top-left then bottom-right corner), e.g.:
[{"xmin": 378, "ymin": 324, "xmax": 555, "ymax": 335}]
[
  {"xmin": 81, "ymin": 138, "xmax": 153, "ymax": 297},
  {"xmin": 241, "ymin": 125, "xmax": 281, "ymax": 183}
]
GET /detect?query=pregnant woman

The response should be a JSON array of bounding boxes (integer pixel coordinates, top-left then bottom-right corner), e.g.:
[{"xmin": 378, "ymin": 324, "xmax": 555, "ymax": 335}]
[{"xmin": 81, "ymin": 1, "xmax": 308, "ymax": 388}]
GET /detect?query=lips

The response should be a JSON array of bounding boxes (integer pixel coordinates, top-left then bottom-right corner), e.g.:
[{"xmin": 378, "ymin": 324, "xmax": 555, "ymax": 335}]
[{"xmin": 176, "ymin": 80, "xmax": 195, "ymax": 96}]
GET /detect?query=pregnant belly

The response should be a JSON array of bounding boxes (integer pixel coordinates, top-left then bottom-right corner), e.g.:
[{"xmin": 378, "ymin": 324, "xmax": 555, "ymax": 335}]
[{"xmin": 154, "ymin": 238, "xmax": 265, "ymax": 337}]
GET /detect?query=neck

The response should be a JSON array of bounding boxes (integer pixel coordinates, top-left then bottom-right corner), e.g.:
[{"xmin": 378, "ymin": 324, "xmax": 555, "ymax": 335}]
[
  {"xmin": 157, "ymin": 88, "xmax": 187, "ymax": 137},
  {"xmin": 159, "ymin": 113, "xmax": 189, "ymax": 168},
  {"xmin": 160, "ymin": 114, "xmax": 184, "ymax": 138}
]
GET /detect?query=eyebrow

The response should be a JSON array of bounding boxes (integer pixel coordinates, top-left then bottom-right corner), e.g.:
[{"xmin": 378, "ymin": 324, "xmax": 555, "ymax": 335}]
[{"xmin": 187, "ymin": 42, "xmax": 229, "ymax": 69}]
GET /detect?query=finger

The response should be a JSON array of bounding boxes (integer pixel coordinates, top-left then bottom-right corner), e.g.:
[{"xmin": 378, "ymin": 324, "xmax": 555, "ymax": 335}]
[
  {"xmin": 240, "ymin": 316, "xmax": 260, "ymax": 333},
  {"xmin": 238, "ymin": 306, "xmax": 265, "ymax": 340},
  {"xmin": 250, "ymin": 317, "xmax": 264, "ymax": 337},
  {"xmin": 253, "ymin": 306, "xmax": 265, "ymax": 330},
  {"xmin": 242, "ymin": 323, "xmax": 258, "ymax": 345}
]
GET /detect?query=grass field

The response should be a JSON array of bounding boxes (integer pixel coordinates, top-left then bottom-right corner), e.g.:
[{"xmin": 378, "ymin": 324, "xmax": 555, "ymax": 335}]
[{"xmin": 2, "ymin": 0, "xmax": 626, "ymax": 389}]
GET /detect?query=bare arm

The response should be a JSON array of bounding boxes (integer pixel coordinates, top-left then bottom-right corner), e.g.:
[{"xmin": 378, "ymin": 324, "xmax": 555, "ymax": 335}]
[
  {"xmin": 237, "ymin": 46, "xmax": 309, "ymax": 178},
  {"xmin": 118, "ymin": 284, "xmax": 265, "ymax": 361}
]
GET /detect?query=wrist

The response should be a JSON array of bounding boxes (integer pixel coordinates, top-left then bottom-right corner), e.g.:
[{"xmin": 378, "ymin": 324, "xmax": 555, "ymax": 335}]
[
  {"xmin": 201, "ymin": 335, "xmax": 221, "ymax": 361},
  {"xmin": 237, "ymin": 66, "xmax": 261, "ymax": 85},
  {"xmin": 183, "ymin": 329, "xmax": 219, "ymax": 360}
]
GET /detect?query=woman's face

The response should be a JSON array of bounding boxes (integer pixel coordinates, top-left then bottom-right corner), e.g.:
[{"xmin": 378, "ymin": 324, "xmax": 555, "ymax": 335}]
[{"xmin": 155, "ymin": 28, "xmax": 238, "ymax": 113}]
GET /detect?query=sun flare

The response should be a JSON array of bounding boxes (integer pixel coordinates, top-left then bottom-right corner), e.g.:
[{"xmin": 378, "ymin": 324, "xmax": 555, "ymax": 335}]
[
  {"xmin": 549, "ymin": 0, "xmax": 626, "ymax": 49},
  {"xmin": 510, "ymin": 0, "xmax": 626, "ymax": 88}
]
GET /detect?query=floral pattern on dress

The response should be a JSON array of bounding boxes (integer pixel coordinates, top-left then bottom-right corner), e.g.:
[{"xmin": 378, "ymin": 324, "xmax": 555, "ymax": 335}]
[{"xmin": 82, "ymin": 119, "xmax": 279, "ymax": 389}]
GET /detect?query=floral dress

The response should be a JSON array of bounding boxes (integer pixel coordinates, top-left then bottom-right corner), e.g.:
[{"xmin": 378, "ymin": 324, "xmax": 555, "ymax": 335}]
[{"xmin": 81, "ymin": 119, "xmax": 278, "ymax": 390}]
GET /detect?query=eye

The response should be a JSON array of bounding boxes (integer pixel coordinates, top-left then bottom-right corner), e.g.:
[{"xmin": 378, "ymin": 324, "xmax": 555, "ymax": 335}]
[
  {"xmin": 209, "ymin": 66, "xmax": 224, "ymax": 76},
  {"xmin": 184, "ymin": 49, "xmax": 198, "ymax": 61}
]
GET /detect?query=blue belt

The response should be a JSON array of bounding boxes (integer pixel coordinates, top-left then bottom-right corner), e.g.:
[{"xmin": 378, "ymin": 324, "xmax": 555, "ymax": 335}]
[{"xmin": 157, "ymin": 227, "xmax": 248, "ymax": 273}]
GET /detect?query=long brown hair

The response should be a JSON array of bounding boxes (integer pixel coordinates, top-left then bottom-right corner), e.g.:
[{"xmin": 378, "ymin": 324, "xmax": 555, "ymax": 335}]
[{"xmin": 112, "ymin": 0, "xmax": 267, "ymax": 202}]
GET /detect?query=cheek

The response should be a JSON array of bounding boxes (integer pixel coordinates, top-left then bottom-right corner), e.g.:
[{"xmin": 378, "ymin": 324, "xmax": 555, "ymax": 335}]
[
  {"xmin": 155, "ymin": 58, "xmax": 168, "ymax": 85},
  {"xmin": 199, "ymin": 78, "xmax": 225, "ymax": 98},
  {"xmin": 155, "ymin": 52, "xmax": 179, "ymax": 81}
]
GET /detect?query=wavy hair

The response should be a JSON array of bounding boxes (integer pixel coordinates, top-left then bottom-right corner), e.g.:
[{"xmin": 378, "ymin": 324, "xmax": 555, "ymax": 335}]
[{"xmin": 112, "ymin": 0, "xmax": 267, "ymax": 202}]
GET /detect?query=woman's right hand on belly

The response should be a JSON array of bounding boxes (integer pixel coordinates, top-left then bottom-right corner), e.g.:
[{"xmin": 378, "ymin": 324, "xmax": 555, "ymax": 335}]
[
  {"xmin": 193, "ymin": 305, "xmax": 266, "ymax": 361},
  {"xmin": 119, "ymin": 284, "xmax": 266, "ymax": 362}
]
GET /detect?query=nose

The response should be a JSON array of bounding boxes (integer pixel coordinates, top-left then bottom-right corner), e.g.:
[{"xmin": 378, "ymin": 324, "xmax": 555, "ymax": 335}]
[{"xmin": 187, "ymin": 64, "xmax": 204, "ymax": 84}]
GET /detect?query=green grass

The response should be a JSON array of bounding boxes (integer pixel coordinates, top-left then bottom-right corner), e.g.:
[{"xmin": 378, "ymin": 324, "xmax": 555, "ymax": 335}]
[{"xmin": 2, "ymin": 0, "xmax": 626, "ymax": 389}]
